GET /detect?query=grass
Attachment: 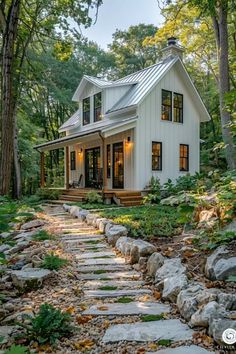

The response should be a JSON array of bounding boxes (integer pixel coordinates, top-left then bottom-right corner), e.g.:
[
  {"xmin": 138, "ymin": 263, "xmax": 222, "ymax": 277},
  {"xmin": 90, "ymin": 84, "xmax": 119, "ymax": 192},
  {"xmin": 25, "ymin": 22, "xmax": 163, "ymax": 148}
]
[
  {"xmin": 140, "ymin": 314, "xmax": 164, "ymax": 322},
  {"xmin": 157, "ymin": 339, "xmax": 172, "ymax": 346},
  {"xmin": 32, "ymin": 230, "xmax": 55, "ymax": 241},
  {"xmin": 68, "ymin": 201, "xmax": 120, "ymax": 210},
  {"xmin": 92, "ymin": 255, "xmax": 112, "ymax": 259},
  {"xmin": 99, "ymin": 277, "xmax": 111, "ymax": 281},
  {"xmin": 93, "ymin": 269, "xmax": 108, "ymax": 274},
  {"xmin": 115, "ymin": 296, "xmax": 134, "ymax": 303},
  {"xmin": 98, "ymin": 285, "xmax": 117, "ymax": 291},
  {"xmin": 83, "ymin": 240, "xmax": 100, "ymax": 244},
  {"xmin": 99, "ymin": 204, "xmax": 183, "ymax": 238},
  {"xmin": 40, "ymin": 253, "xmax": 68, "ymax": 270}
]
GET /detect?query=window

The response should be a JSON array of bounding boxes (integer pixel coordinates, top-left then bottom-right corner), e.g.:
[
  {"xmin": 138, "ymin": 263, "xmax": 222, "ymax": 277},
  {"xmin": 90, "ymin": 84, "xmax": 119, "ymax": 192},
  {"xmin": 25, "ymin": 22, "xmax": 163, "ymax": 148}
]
[
  {"xmin": 94, "ymin": 92, "xmax": 102, "ymax": 122},
  {"xmin": 70, "ymin": 151, "xmax": 76, "ymax": 170},
  {"xmin": 174, "ymin": 93, "xmax": 183, "ymax": 123},
  {"xmin": 83, "ymin": 97, "xmax": 90, "ymax": 125},
  {"xmin": 107, "ymin": 144, "xmax": 111, "ymax": 178},
  {"xmin": 179, "ymin": 144, "xmax": 189, "ymax": 171},
  {"xmin": 161, "ymin": 90, "xmax": 172, "ymax": 121},
  {"xmin": 152, "ymin": 142, "xmax": 162, "ymax": 171}
]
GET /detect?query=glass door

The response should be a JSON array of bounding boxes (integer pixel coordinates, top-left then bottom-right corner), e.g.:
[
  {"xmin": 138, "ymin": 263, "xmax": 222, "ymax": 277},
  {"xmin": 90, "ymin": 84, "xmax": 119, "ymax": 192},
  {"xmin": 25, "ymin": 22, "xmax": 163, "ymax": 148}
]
[
  {"xmin": 85, "ymin": 147, "xmax": 101, "ymax": 187},
  {"xmin": 113, "ymin": 142, "xmax": 124, "ymax": 189}
]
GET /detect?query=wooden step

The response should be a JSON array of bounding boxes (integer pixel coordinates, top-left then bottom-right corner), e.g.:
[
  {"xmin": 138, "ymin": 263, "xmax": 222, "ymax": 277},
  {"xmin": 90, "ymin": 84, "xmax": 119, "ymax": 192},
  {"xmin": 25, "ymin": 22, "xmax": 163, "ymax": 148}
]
[
  {"xmin": 119, "ymin": 196, "xmax": 143, "ymax": 201},
  {"xmin": 121, "ymin": 200, "xmax": 142, "ymax": 206},
  {"xmin": 59, "ymin": 195, "xmax": 84, "ymax": 202}
]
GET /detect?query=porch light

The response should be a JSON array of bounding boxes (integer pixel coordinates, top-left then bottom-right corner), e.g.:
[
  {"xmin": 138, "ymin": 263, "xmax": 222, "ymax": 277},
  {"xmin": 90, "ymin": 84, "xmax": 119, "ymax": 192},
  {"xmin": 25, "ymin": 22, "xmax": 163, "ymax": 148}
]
[
  {"xmin": 126, "ymin": 136, "xmax": 131, "ymax": 146},
  {"xmin": 78, "ymin": 148, "xmax": 83, "ymax": 154}
]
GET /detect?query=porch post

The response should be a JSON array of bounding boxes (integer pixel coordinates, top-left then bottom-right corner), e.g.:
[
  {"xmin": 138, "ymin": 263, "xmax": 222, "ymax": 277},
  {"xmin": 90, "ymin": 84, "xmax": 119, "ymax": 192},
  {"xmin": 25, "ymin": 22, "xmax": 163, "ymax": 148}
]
[
  {"xmin": 65, "ymin": 146, "xmax": 70, "ymax": 189},
  {"xmin": 100, "ymin": 134, "xmax": 107, "ymax": 191},
  {"xmin": 40, "ymin": 151, "xmax": 45, "ymax": 188}
]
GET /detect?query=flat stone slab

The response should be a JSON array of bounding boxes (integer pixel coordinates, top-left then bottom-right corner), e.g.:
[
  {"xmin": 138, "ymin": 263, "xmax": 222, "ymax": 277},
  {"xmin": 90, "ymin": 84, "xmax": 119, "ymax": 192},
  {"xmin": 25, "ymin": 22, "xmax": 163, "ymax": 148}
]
[
  {"xmin": 78, "ymin": 251, "xmax": 116, "ymax": 259},
  {"xmin": 102, "ymin": 319, "xmax": 193, "ymax": 343},
  {"xmin": 78, "ymin": 264, "xmax": 130, "ymax": 273},
  {"xmin": 84, "ymin": 289, "xmax": 152, "ymax": 298},
  {"xmin": 58, "ymin": 228, "xmax": 96, "ymax": 233},
  {"xmin": 77, "ymin": 271, "xmax": 142, "ymax": 280},
  {"xmin": 83, "ymin": 301, "xmax": 170, "ymax": 315},
  {"xmin": 76, "ymin": 257, "xmax": 125, "ymax": 266},
  {"xmin": 69, "ymin": 244, "xmax": 109, "ymax": 250},
  {"xmin": 10, "ymin": 268, "xmax": 52, "ymax": 290},
  {"xmin": 61, "ymin": 233, "xmax": 104, "ymax": 239},
  {"xmin": 146, "ymin": 345, "xmax": 214, "ymax": 354},
  {"xmin": 64, "ymin": 237, "xmax": 104, "ymax": 244},
  {"xmin": 83, "ymin": 280, "xmax": 144, "ymax": 289}
]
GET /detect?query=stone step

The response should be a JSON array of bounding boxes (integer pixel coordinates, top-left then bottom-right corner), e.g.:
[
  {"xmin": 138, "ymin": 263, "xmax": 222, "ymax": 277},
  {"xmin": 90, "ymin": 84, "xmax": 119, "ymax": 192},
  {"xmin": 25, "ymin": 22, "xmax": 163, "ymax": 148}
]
[
  {"xmin": 84, "ymin": 289, "xmax": 152, "ymax": 298},
  {"xmin": 78, "ymin": 265, "xmax": 130, "ymax": 273},
  {"xmin": 76, "ymin": 257, "xmax": 126, "ymax": 266},
  {"xmin": 58, "ymin": 228, "xmax": 97, "ymax": 234},
  {"xmin": 68, "ymin": 243, "xmax": 108, "ymax": 250},
  {"xmin": 77, "ymin": 271, "xmax": 142, "ymax": 280},
  {"xmin": 63, "ymin": 237, "xmax": 104, "ymax": 244},
  {"xmin": 102, "ymin": 319, "xmax": 193, "ymax": 343},
  {"xmin": 77, "ymin": 251, "xmax": 116, "ymax": 259},
  {"xmin": 83, "ymin": 301, "xmax": 170, "ymax": 316},
  {"xmin": 61, "ymin": 234, "xmax": 104, "ymax": 240},
  {"xmin": 146, "ymin": 346, "xmax": 214, "ymax": 354},
  {"xmin": 83, "ymin": 280, "xmax": 144, "ymax": 289}
]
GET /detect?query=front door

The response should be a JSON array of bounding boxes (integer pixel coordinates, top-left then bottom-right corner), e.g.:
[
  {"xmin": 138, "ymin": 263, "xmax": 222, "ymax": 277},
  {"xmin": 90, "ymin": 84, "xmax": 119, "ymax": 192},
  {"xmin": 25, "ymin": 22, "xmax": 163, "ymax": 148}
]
[
  {"xmin": 85, "ymin": 147, "xmax": 101, "ymax": 187},
  {"xmin": 113, "ymin": 142, "xmax": 124, "ymax": 189}
]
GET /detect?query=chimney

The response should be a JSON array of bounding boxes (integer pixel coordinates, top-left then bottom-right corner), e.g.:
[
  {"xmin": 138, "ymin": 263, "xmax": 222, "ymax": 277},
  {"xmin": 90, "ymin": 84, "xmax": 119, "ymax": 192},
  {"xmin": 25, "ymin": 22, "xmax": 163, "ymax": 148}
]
[{"xmin": 161, "ymin": 37, "xmax": 184, "ymax": 60}]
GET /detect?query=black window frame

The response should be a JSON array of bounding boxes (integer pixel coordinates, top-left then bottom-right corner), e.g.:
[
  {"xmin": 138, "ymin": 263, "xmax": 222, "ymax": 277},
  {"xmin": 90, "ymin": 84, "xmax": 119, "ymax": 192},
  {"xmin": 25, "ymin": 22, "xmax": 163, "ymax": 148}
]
[
  {"xmin": 70, "ymin": 151, "xmax": 76, "ymax": 171},
  {"xmin": 83, "ymin": 97, "xmax": 90, "ymax": 125},
  {"xmin": 152, "ymin": 141, "xmax": 162, "ymax": 171},
  {"xmin": 94, "ymin": 92, "xmax": 102, "ymax": 122},
  {"xmin": 174, "ymin": 92, "xmax": 183, "ymax": 123},
  {"xmin": 107, "ymin": 144, "xmax": 111, "ymax": 178},
  {"xmin": 161, "ymin": 89, "xmax": 172, "ymax": 121},
  {"xmin": 179, "ymin": 144, "xmax": 189, "ymax": 171}
]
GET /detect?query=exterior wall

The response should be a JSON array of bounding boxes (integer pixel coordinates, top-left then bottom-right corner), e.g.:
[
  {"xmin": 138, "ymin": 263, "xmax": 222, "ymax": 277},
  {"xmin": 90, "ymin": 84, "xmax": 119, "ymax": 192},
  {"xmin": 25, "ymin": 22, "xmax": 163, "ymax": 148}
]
[
  {"xmin": 135, "ymin": 65, "xmax": 200, "ymax": 189},
  {"xmin": 104, "ymin": 86, "xmax": 132, "ymax": 113},
  {"xmin": 68, "ymin": 129, "xmax": 134, "ymax": 189}
]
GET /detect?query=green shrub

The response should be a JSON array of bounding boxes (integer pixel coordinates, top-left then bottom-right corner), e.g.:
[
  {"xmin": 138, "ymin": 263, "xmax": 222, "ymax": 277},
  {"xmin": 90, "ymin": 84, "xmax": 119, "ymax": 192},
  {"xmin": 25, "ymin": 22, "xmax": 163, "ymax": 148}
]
[
  {"xmin": 84, "ymin": 191, "xmax": 103, "ymax": 204},
  {"xmin": 36, "ymin": 188, "xmax": 59, "ymax": 201},
  {"xmin": 40, "ymin": 253, "xmax": 68, "ymax": 270},
  {"xmin": 32, "ymin": 230, "xmax": 55, "ymax": 241},
  {"xmin": 140, "ymin": 314, "xmax": 164, "ymax": 321},
  {"xmin": 22, "ymin": 303, "xmax": 74, "ymax": 344},
  {"xmin": 3, "ymin": 344, "xmax": 30, "ymax": 354},
  {"xmin": 144, "ymin": 176, "xmax": 161, "ymax": 204}
]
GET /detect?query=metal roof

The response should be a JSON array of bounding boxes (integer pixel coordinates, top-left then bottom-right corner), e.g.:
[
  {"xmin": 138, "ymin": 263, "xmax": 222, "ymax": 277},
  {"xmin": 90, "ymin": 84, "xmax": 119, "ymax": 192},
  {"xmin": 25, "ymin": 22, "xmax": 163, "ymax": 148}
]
[{"xmin": 59, "ymin": 109, "xmax": 80, "ymax": 132}]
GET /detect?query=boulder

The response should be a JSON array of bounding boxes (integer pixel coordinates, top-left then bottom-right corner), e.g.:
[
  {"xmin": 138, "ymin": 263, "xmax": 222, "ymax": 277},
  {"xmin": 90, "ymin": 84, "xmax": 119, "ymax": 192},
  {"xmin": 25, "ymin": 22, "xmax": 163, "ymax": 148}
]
[
  {"xmin": 69, "ymin": 205, "xmax": 81, "ymax": 218},
  {"xmin": 21, "ymin": 219, "xmax": 45, "ymax": 230},
  {"xmin": 2, "ymin": 310, "xmax": 34, "ymax": 325},
  {"xmin": 147, "ymin": 252, "xmax": 165, "ymax": 277},
  {"xmin": 10, "ymin": 268, "xmax": 52, "ymax": 290},
  {"xmin": 6, "ymin": 241, "xmax": 30, "ymax": 255},
  {"xmin": 155, "ymin": 258, "xmax": 186, "ymax": 283},
  {"xmin": 97, "ymin": 218, "xmax": 109, "ymax": 233},
  {"xmin": 162, "ymin": 274, "xmax": 188, "ymax": 302},
  {"xmin": 177, "ymin": 284, "xmax": 203, "ymax": 321},
  {"xmin": 116, "ymin": 237, "xmax": 134, "ymax": 256},
  {"xmin": 205, "ymin": 245, "xmax": 236, "ymax": 280},
  {"xmin": 78, "ymin": 209, "xmax": 89, "ymax": 222},
  {"xmin": 86, "ymin": 213, "xmax": 99, "ymax": 226},
  {"xmin": 63, "ymin": 204, "xmax": 71, "ymax": 211},
  {"xmin": 130, "ymin": 239, "xmax": 156, "ymax": 264},
  {"xmin": 217, "ymin": 292, "xmax": 236, "ymax": 310},
  {"xmin": 209, "ymin": 318, "xmax": 236, "ymax": 345},
  {"xmin": 191, "ymin": 301, "xmax": 226, "ymax": 327},
  {"xmin": 0, "ymin": 244, "xmax": 10, "ymax": 253},
  {"xmin": 105, "ymin": 222, "xmax": 115, "ymax": 234},
  {"xmin": 106, "ymin": 225, "xmax": 128, "ymax": 246},
  {"xmin": 31, "ymin": 255, "xmax": 42, "ymax": 268},
  {"xmin": 138, "ymin": 257, "xmax": 148, "ymax": 271},
  {"xmin": 0, "ymin": 326, "xmax": 18, "ymax": 344}
]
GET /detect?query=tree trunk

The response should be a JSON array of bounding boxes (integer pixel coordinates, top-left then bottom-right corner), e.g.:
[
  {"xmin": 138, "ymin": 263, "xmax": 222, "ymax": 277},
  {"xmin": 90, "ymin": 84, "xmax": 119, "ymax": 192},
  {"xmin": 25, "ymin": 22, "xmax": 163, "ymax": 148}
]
[
  {"xmin": 13, "ymin": 111, "xmax": 21, "ymax": 198},
  {"xmin": 0, "ymin": 0, "xmax": 21, "ymax": 195},
  {"xmin": 217, "ymin": 1, "xmax": 236, "ymax": 169}
]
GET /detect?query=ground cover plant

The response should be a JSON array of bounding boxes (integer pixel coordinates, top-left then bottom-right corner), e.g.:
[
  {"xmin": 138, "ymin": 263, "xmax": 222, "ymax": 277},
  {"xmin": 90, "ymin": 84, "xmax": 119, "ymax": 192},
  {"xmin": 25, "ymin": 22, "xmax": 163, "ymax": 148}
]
[
  {"xmin": 40, "ymin": 253, "xmax": 68, "ymax": 270},
  {"xmin": 32, "ymin": 230, "xmax": 55, "ymax": 241}
]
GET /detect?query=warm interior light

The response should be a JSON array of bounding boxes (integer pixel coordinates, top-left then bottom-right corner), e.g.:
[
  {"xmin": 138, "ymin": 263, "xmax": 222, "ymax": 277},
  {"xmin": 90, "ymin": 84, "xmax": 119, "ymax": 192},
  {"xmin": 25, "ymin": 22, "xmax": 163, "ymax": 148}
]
[{"xmin": 78, "ymin": 148, "xmax": 83, "ymax": 154}]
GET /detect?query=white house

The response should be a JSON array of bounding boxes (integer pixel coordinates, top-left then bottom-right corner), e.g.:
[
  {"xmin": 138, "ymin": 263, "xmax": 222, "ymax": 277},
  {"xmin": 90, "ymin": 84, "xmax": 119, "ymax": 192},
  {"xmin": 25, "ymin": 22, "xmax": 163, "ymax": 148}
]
[{"xmin": 35, "ymin": 38, "xmax": 210, "ymax": 204}]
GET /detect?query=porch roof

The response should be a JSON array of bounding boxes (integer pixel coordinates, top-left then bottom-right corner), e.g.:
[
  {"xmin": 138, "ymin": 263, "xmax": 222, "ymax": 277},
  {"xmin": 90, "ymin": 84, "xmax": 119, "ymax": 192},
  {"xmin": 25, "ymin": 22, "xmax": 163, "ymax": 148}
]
[{"xmin": 34, "ymin": 116, "xmax": 137, "ymax": 152}]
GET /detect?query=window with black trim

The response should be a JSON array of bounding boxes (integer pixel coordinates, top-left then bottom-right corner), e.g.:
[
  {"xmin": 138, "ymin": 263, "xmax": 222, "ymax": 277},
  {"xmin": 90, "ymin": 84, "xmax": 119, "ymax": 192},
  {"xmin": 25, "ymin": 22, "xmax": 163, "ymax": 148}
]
[
  {"xmin": 94, "ymin": 92, "xmax": 102, "ymax": 122},
  {"xmin": 179, "ymin": 144, "xmax": 189, "ymax": 171},
  {"xmin": 107, "ymin": 144, "xmax": 111, "ymax": 178},
  {"xmin": 174, "ymin": 93, "xmax": 183, "ymax": 123},
  {"xmin": 152, "ymin": 142, "xmax": 162, "ymax": 171},
  {"xmin": 70, "ymin": 151, "xmax": 76, "ymax": 170},
  {"xmin": 83, "ymin": 97, "xmax": 90, "ymax": 125},
  {"xmin": 161, "ymin": 90, "xmax": 172, "ymax": 121}
]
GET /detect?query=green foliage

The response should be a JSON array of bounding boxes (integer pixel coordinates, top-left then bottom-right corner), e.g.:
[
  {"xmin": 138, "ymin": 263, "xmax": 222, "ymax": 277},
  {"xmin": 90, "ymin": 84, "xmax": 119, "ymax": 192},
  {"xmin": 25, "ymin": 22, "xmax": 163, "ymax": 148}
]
[
  {"xmin": 98, "ymin": 285, "xmax": 117, "ymax": 291},
  {"xmin": 197, "ymin": 230, "xmax": 236, "ymax": 250},
  {"xmin": 227, "ymin": 276, "xmax": 236, "ymax": 282},
  {"xmin": 3, "ymin": 344, "xmax": 30, "ymax": 354},
  {"xmin": 36, "ymin": 189, "xmax": 60, "ymax": 201},
  {"xmin": 40, "ymin": 253, "xmax": 68, "ymax": 270},
  {"xmin": 157, "ymin": 339, "xmax": 172, "ymax": 346},
  {"xmin": 140, "ymin": 314, "xmax": 164, "ymax": 321},
  {"xmin": 115, "ymin": 297, "xmax": 134, "ymax": 303},
  {"xmin": 84, "ymin": 191, "xmax": 103, "ymax": 204},
  {"xmin": 93, "ymin": 269, "xmax": 108, "ymax": 274},
  {"xmin": 23, "ymin": 303, "xmax": 74, "ymax": 344},
  {"xmin": 32, "ymin": 230, "xmax": 55, "ymax": 241},
  {"xmin": 144, "ymin": 177, "xmax": 161, "ymax": 204},
  {"xmin": 0, "ymin": 200, "xmax": 34, "ymax": 233}
]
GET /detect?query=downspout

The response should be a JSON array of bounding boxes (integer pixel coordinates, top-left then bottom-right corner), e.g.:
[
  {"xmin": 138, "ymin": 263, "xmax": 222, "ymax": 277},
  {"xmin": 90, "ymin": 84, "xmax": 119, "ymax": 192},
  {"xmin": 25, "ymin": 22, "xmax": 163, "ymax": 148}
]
[{"xmin": 99, "ymin": 131, "xmax": 106, "ymax": 194}]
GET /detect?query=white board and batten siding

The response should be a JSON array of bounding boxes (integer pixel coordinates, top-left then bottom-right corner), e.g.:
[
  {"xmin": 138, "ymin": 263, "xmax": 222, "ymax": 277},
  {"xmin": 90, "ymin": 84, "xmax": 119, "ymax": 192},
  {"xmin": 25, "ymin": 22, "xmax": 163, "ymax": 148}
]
[{"xmin": 135, "ymin": 65, "xmax": 200, "ymax": 189}]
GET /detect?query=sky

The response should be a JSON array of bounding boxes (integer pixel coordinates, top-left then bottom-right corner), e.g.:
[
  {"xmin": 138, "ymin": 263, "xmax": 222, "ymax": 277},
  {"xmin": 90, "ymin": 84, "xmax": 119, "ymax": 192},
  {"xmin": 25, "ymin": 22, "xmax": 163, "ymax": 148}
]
[{"xmin": 82, "ymin": 0, "xmax": 163, "ymax": 49}]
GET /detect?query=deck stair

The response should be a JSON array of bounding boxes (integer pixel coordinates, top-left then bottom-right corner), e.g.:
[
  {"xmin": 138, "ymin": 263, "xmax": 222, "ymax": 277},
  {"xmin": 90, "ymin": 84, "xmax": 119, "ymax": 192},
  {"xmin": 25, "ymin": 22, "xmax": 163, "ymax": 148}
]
[{"xmin": 114, "ymin": 191, "xmax": 143, "ymax": 206}]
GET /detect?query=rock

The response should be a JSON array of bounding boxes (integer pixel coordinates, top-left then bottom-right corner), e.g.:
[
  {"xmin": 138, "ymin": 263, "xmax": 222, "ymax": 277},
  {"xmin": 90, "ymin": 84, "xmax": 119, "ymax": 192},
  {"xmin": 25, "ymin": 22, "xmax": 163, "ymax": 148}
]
[
  {"xmin": 223, "ymin": 219, "xmax": 236, "ymax": 232},
  {"xmin": 105, "ymin": 221, "xmax": 114, "ymax": 234},
  {"xmin": 195, "ymin": 288, "xmax": 218, "ymax": 306},
  {"xmin": 205, "ymin": 245, "xmax": 236, "ymax": 280},
  {"xmin": 0, "ymin": 232, "xmax": 11, "ymax": 239},
  {"xmin": 21, "ymin": 219, "xmax": 45, "ymax": 230},
  {"xmin": 2, "ymin": 310, "xmax": 34, "ymax": 325},
  {"xmin": 21, "ymin": 263, "xmax": 33, "ymax": 270},
  {"xmin": 3, "ymin": 302, "xmax": 15, "ymax": 312},
  {"xmin": 31, "ymin": 255, "xmax": 42, "ymax": 267},
  {"xmin": 96, "ymin": 218, "xmax": 109, "ymax": 233},
  {"xmin": 147, "ymin": 252, "xmax": 165, "ymax": 277},
  {"xmin": 130, "ymin": 239, "xmax": 156, "ymax": 264},
  {"xmin": 0, "ymin": 244, "xmax": 10, "ymax": 253},
  {"xmin": 138, "ymin": 257, "xmax": 147, "ymax": 271},
  {"xmin": 155, "ymin": 258, "xmax": 186, "ymax": 283},
  {"xmin": 70, "ymin": 206, "xmax": 81, "ymax": 218},
  {"xmin": 218, "ymin": 292, "xmax": 236, "ymax": 310},
  {"xmin": 63, "ymin": 204, "xmax": 71, "ymax": 211},
  {"xmin": 209, "ymin": 318, "xmax": 236, "ymax": 345},
  {"xmin": 162, "ymin": 274, "xmax": 188, "ymax": 302},
  {"xmin": 106, "ymin": 225, "xmax": 128, "ymax": 246},
  {"xmin": 78, "ymin": 209, "xmax": 89, "ymax": 222},
  {"xmin": 191, "ymin": 301, "xmax": 226, "ymax": 327},
  {"xmin": 116, "ymin": 236, "xmax": 134, "ymax": 256},
  {"xmin": 86, "ymin": 213, "xmax": 99, "ymax": 226},
  {"xmin": 0, "ymin": 326, "xmax": 18, "ymax": 344},
  {"xmin": 9, "ymin": 260, "xmax": 25, "ymax": 270},
  {"xmin": 10, "ymin": 268, "xmax": 52, "ymax": 290},
  {"xmin": 177, "ymin": 284, "xmax": 203, "ymax": 321},
  {"xmin": 0, "ymin": 308, "xmax": 8, "ymax": 320},
  {"xmin": 146, "ymin": 346, "xmax": 213, "ymax": 354},
  {"xmin": 6, "ymin": 241, "xmax": 30, "ymax": 255}
]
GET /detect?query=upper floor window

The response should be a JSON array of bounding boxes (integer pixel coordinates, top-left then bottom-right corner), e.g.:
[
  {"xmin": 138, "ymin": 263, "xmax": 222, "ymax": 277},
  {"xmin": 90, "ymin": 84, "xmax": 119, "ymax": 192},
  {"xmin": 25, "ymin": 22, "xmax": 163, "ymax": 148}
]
[
  {"xmin": 94, "ymin": 92, "xmax": 102, "ymax": 122},
  {"xmin": 152, "ymin": 142, "xmax": 162, "ymax": 171},
  {"xmin": 161, "ymin": 90, "xmax": 172, "ymax": 121},
  {"xmin": 70, "ymin": 151, "xmax": 76, "ymax": 170},
  {"xmin": 83, "ymin": 97, "xmax": 90, "ymax": 125},
  {"xmin": 179, "ymin": 144, "xmax": 189, "ymax": 171},
  {"xmin": 174, "ymin": 93, "xmax": 183, "ymax": 123}
]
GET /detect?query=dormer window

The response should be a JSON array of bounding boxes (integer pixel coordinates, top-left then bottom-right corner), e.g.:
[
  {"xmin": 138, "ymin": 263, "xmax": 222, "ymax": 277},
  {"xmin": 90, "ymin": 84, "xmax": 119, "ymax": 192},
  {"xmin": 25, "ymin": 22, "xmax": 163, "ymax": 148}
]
[
  {"xmin": 83, "ymin": 97, "xmax": 90, "ymax": 125},
  {"xmin": 94, "ymin": 92, "xmax": 102, "ymax": 122}
]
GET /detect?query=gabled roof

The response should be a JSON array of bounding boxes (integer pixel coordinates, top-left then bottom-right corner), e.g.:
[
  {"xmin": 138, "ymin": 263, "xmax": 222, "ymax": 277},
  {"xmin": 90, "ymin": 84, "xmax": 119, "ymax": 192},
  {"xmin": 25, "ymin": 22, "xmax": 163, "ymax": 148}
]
[{"xmin": 59, "ymin": 109, "xmax": 80, "ymax": 132}]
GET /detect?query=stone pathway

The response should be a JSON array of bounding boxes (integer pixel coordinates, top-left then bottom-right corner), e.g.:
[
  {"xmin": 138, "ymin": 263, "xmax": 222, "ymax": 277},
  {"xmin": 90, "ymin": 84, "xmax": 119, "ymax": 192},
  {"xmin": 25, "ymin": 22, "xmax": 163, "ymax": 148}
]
[{"xmin": 45, "ymin": 205, "xmax": 215, "ymax": 353}]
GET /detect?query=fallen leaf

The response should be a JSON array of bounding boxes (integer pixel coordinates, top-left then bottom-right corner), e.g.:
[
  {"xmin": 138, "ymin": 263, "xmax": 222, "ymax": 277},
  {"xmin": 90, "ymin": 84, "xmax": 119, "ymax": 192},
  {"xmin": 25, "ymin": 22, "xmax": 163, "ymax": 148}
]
[
  {"xmin": 78, "ymin": 303, "xmax": 88, "ymax": 310},
  {"xmin": 74, "ymin": 338, "xmax": 94, "ymax": 351},
  {"xmin": 153, "ymin": 289, "xmax": 161, "ymax": 300},
  {"xmin": 136, "ymin": 347, "xmax": 145, "ymax": 354},
  {"xmin": 65, "ymin": 306, "xmax": 75, "ymax": 314},
  {"xmin": 97, "ymin": 305, "xmax": 109, "ymax": 311},
  {"xmin": 101, "ymin": 319, "xmax": 110, "ymax": 329},
  {"xmin": 147, "ymin": 342, "xmax": 157, "ymax": 350},
  {"xmin": 76, "ymin": 314, "xmax": 92, "ymax": 324}
]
